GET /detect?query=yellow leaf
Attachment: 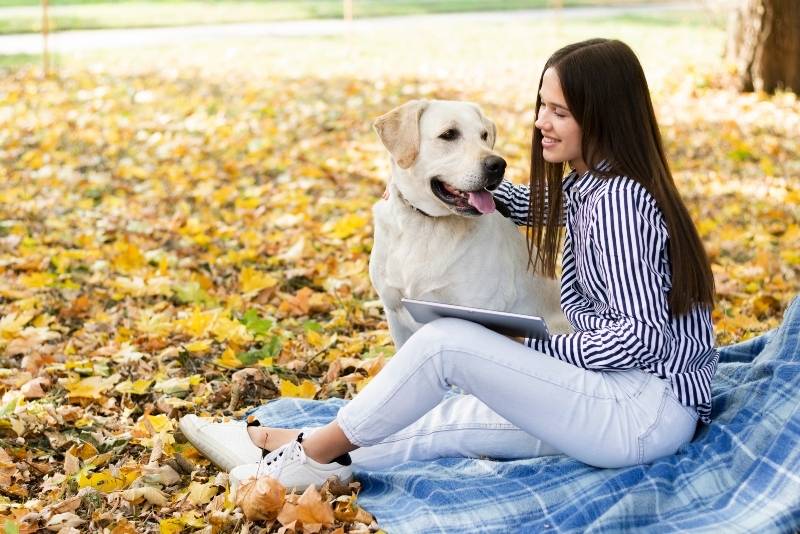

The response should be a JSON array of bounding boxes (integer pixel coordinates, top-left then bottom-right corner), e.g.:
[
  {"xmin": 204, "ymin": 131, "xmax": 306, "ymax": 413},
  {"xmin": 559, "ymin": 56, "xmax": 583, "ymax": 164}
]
[
  {"xmin": 177, "ymin": 308, "xmax": 220, "ymax": 338},
  {"xmin": 188, "ymin": 481, "xmax": 218, "ymax": 505},
  {"xmin": 159, "ymin": 518, "xmax": 184, "ymax": 534},
  {"xmin": 306, "ymin": 330, "xmax": 325, "ymax": 349},
  {"xmin": 133, "ymin": 414, "xmax": 174, "ymax": 437},
  {"xmin": 781, "ymin": 249, "xmax": 800, "ymax": 266},
  {"xmin": 112, "ymin": 240, "xmax": 146, "ymax": 273},
  {"xmin": 114, "ymin": 379, "xmax": 153, "ymax": 395},
  {"xmin": 325, "ymin": 214, "xmax": 367, "ymax": 239},
  {"xmin": 77, "ymin": 467, "xmax": 138, "ymax": 493},
  {"xmin": 210, "ymin": 315, "xmax": 252, "ymax": 345},
  {"xmin": 279, "ymin": 379, "xmax": 319, "ymax": 399},
  {"xmin": 184, "ymin": 339, "xmax": 212, "ymax": 353},
  {"xmin": 240, "ymin": 266, "xmax": 278, "ymax": 294},
  {"xmin": 0, "ymin": 311, "xmax": 35, "ymax": 339},
  {"xmin": 153, "ymin": 375, "xmax": 201, "ymax": 395},
  {"xmin": 18, "ymin": 272, "xmax": 56, "ymax": 289},
  {"xmin": 214, "ymin": 346, "xmax": 244, "ymax": 369},
  {"xmin": 66, "ymin": 375, "xmax": 118, "ymax": 401}
]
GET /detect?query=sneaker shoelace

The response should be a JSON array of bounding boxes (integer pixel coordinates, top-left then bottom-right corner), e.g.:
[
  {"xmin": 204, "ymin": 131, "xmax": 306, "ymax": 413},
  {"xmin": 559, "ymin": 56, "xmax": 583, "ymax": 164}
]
[{"xmin": 255, "ymin": 432, "xmax": 306, "ymax": 480}]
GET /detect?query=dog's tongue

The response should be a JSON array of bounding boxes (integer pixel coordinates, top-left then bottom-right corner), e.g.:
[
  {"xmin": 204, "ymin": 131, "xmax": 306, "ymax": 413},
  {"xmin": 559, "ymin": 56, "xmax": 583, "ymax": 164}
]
[{"xmin": 467, "ymin": 190, "xmax": 496, "ymax": 214}]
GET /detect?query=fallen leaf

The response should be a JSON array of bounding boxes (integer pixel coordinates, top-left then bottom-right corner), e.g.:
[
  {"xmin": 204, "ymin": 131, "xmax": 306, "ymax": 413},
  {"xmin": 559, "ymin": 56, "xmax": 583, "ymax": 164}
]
[
  {"xmin": 277, "ymin": 485, "xmax": 335, "ymax": 531},
  {"xmin": 122, "ymin": 486, "xmax": 169, "ymax": 507},
  {"xmin": 279, "ymin": 379, "xmax": 319, "ymax": 399},
  {"xmin": 235, "ymin": 476, "xmax": 286, "ymax": 521}
]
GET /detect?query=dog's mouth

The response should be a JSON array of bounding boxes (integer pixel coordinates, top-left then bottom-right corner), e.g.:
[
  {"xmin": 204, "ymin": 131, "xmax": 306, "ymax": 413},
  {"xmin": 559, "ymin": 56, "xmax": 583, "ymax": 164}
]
[{"xmin": 431, "ymin": 178, "xmax": 496, "ymax": 215}]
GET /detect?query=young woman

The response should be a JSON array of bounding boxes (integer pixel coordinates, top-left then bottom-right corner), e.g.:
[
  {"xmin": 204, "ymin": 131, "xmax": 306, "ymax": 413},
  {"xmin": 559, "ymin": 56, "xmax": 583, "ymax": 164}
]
[{"xmin": 180, "ymin": 38, "xmax": 718, "ymax": 490}]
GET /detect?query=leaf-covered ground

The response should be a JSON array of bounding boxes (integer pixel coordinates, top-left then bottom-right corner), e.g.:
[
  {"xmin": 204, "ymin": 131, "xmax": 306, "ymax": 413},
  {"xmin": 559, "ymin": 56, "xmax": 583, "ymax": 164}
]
[{"xmin": 1, "ymin": 13, "xmax": 799, "ymax": 534}]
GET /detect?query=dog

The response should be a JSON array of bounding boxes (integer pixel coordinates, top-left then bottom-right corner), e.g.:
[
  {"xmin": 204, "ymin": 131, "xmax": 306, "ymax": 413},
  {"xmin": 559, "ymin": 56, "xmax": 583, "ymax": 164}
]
[{"xmin": 369, "ymin": 99, "xmax": 570, "ymax": 348}]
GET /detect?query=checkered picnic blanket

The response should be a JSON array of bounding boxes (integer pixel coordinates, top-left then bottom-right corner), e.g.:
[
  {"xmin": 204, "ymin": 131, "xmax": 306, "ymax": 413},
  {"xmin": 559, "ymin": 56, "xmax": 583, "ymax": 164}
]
[{"xmin": 249, "ymin": 296, "xmax": 800, "ymax": 533}]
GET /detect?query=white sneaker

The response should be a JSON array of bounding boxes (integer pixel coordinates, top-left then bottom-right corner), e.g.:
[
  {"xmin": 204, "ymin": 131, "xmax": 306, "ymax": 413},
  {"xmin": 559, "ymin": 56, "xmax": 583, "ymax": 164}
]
[
  {"xmin": 178, "ymin": 414, "xmax": 263, "ymax": 471},
  {"xmin": 229, "ymin": 435, "xmax": 353, "ymax": 495}
]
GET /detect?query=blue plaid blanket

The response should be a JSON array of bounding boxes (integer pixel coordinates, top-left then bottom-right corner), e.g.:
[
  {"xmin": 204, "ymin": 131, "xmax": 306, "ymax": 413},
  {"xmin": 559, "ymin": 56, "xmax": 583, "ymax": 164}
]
[{"xmin": 249, "ymin": 296, "xmax": 800, "ymax": 533}]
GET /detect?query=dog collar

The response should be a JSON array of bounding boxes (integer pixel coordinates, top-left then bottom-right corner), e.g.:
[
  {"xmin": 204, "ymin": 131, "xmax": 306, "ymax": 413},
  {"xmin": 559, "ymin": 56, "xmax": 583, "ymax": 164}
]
[{"xmin": 395, "ymin": 187, "xmax": 434, "ymax": 218}]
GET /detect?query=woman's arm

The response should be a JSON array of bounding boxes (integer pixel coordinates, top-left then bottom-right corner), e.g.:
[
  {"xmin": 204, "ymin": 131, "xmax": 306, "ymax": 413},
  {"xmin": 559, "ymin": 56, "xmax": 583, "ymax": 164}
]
[
  {"xmin": 491, "ymin": 180, "xmax": 531, "ymax": 226},
  {"xmin": 529, "ymin": 185, "xmax": 672, "ymax": 369},
  {"xmin": 492, "ymin": 179, "xmax": 566, "ymax": 227}
]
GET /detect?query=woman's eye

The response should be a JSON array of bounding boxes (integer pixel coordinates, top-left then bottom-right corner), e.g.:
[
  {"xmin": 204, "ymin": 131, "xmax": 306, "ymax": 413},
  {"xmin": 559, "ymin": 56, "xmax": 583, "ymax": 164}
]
[{"xmin": 439, "ymin": 129, "xmax": 459, "ymax": 141}]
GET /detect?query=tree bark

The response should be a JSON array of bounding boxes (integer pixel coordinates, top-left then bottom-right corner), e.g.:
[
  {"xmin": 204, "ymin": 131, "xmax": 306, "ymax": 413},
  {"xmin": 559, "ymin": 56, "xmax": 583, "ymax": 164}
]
[{"xmin": 726, "ymin": 0, "xmax": 800, "ymax": 93}]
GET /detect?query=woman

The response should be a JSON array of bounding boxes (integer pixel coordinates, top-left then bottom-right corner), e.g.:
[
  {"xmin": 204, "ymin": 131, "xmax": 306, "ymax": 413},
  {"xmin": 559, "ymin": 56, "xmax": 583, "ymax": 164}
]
[{"xmin": 181, "ymin": 38, "xmax": 718, "ymax": 491}]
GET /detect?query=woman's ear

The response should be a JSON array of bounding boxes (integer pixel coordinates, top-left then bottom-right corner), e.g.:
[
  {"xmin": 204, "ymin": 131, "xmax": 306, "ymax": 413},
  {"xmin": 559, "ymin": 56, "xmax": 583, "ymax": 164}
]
[{"xmin": 373, "ymin": 100, "xmax": 428, "ymax": 169}]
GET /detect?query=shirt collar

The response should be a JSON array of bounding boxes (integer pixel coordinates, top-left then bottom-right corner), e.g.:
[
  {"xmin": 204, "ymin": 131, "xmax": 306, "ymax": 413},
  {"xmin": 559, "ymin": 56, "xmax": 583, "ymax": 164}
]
[{"xmin": 563, "ymin": 160, "xmax": 612, "ymax": 201}]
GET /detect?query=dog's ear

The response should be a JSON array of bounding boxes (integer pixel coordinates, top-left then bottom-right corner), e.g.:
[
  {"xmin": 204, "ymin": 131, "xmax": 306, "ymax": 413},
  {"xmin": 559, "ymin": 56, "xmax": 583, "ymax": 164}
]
[{"xmin": 373, "ymin": 100, "xmax": 428, "ymax": 169}]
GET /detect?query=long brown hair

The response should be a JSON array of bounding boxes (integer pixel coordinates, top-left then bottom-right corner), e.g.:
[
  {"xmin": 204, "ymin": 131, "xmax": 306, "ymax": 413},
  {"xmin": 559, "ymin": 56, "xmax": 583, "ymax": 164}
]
[{"xmin": 526, "ymin": 38, "xmax": 715, "ymax": 316}]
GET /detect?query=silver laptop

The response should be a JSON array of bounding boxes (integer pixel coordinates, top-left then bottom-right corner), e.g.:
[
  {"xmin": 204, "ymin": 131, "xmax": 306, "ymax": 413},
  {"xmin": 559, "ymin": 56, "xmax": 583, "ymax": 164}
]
[{"xmin": 401, "ymin": 297, "xmax": 550, "ymax": 341}]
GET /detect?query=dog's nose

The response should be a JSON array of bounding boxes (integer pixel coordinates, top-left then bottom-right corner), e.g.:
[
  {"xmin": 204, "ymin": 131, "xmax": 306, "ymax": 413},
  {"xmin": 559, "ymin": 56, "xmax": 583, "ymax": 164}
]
[{"xmin": 483, "ymin": 156, "xmax": 507, "ymax": 188}]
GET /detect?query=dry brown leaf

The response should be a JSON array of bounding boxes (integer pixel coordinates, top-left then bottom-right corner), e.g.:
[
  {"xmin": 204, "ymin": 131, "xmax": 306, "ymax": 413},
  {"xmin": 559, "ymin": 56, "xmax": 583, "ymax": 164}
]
[
  {"xmin": 44, "ymin": 512, "xmax": 84, "ymax": 531},
  {"xmin": 63, "ymin": 450, "xmax": 80, "ymax": 476},
  {"xmin": 235, "ymin": 476, "xmax": 286, "ymax": 521},
  {"xmin": 0, "ymin": 447, "xmax": 17, "ymax": 487},
  {"xmin": 277, "ymin": 485, "xmax": 335, "ymax": 531},
  {"xmin": 121, "ymin": 486, "xmax": 169, "ymax": 507},
  {"xmin": 333, "ymin": 495, "xmax": 374, "ymax": 524},
  {"xmin": 141, "ymin": 464, "xmax": 181, "ymax": 486},
  {"xmin": 20, "ymin": 376, "xmax": 50, "ymax": 399}
]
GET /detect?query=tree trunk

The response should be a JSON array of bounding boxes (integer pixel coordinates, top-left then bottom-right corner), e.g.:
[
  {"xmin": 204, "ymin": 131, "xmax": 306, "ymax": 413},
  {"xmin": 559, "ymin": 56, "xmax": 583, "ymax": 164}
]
[{"xmin": 726, "ymin": 0, "xmax": 800, "ymax": 93}]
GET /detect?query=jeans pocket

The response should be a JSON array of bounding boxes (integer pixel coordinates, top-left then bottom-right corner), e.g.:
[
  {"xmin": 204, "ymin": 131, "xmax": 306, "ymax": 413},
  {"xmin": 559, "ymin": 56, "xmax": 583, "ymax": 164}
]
[
  {"xmin": 604, "ymin": 369, "xmax": 653, "ymax": 401},
  {"xmin": 637, "ymin": 387, "xmax": 697, "ymax": 464}
]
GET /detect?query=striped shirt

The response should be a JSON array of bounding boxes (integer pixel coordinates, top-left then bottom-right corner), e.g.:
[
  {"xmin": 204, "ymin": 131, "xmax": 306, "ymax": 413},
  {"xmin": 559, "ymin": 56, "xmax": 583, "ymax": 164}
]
[{"xmin": 493, "ymin": 170, "xmax": 718, "ymax": 423}]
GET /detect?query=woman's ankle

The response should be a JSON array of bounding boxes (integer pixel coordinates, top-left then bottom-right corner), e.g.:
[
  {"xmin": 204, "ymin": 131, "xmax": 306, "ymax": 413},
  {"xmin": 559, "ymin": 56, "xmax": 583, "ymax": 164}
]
[
  {"xmin": 246, "ymin": 426, "xmax": 300, "ymax": 451},
  {"xmin": 301, "ymin": 422, "xmax": 357, "ymax": 464}
]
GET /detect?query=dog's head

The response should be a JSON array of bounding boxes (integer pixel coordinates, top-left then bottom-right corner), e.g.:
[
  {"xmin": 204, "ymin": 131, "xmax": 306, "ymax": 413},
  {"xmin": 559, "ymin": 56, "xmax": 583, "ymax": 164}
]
[{"xmin": 373, "ymin": 99, "xmax": 505, "ymax": 217}]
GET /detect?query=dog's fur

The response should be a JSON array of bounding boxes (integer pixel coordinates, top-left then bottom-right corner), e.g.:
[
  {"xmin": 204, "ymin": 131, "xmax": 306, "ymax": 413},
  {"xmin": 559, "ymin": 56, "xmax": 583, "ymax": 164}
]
[{"xmin": 370, "ymin": 99, "xmax": 570, "ymax": 347}]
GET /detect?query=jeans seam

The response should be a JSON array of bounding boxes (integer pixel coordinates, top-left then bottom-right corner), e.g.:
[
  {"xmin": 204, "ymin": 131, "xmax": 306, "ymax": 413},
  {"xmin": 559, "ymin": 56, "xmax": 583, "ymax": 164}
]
[
  {"xmin": 630, "ymin": 373, "xmax": 652, "ymax": 399},
  {"xmin": 665, "ymin": 389, "xmax": 699, "ymax": 423},
  {"xmin": 637, "ymin": 386, "xmax": 669, "ymax": 463},
  {"xmin": 336, "ymin": 410, "xmax": 368, "ymax": 448}
]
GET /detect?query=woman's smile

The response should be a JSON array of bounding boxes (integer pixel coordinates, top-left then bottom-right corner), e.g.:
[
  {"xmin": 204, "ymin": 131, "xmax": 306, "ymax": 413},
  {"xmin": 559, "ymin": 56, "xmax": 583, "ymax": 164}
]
[{"xmin": 541, "ymin": 136, "xmax": 560, "ymax": 148}]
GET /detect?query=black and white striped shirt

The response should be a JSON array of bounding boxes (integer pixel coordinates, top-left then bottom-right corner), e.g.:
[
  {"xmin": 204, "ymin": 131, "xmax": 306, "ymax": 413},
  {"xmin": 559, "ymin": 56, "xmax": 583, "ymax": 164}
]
[{"xmin": 493, "ymin": 170, "xmax": 718, "ymax": 423}]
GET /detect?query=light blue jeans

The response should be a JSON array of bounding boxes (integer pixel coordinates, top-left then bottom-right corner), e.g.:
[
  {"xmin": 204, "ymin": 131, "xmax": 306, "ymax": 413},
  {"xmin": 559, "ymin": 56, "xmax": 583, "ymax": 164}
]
[{"xmin": 334, "ymin": 317, "xmax": 698, "ymax": 470}]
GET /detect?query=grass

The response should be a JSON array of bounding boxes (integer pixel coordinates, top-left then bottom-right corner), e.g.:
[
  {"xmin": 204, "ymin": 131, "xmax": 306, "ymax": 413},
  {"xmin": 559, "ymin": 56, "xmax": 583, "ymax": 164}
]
[
  {"xmin": 0, "ymin": 53, "xmax": 40, "ymax": 67},
  {"xmin": 0, "ymin": 0, "xmax": 684, "ymax": 34}
]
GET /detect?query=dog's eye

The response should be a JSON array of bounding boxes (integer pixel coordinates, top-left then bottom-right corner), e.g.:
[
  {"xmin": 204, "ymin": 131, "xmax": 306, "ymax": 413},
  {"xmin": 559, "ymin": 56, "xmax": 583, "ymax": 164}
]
[
  {"xmin": 481, "ymin": 131, "xmax": 489, "ymax": 141},
  {"xmin": 438, "ymin": 129, "xmax": 459, "ymax": 141}
]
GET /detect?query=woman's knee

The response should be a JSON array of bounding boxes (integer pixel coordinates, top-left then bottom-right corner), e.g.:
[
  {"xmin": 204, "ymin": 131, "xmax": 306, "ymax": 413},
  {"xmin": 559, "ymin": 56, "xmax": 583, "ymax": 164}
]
[{"xmin": 405, "ymin": 317, "xmax": 474, "ymax": 353}]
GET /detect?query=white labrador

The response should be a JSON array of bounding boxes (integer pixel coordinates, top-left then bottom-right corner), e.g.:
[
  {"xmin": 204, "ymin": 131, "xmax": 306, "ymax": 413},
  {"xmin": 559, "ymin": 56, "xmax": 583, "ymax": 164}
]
[{"xmin": 370, "ymin": 99, "xmax": 570, "ymax": 347}]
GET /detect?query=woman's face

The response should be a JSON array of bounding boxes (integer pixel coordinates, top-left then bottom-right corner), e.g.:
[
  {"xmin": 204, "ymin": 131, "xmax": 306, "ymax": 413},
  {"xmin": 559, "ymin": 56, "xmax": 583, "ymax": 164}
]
[{"xmin": 535, "ymin": 67, "xmax": 587, "ymax": 174}]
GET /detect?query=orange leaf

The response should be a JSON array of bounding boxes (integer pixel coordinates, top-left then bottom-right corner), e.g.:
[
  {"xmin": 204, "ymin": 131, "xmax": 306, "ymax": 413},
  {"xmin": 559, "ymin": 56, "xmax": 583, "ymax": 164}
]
[
  {"xmin": 277, "ymin": 485, "xmax": 335, "ymax": 531},
  {"xmin": 235, "ymin": 476, "xmax": 286, "ymax": 521}
]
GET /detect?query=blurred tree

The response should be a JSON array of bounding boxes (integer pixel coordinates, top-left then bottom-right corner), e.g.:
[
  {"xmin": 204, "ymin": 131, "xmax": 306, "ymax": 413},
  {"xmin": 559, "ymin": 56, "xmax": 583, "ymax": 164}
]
[{"xmin": 726, "ymin": 0, "xmax": 799, "ymax": 93}]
